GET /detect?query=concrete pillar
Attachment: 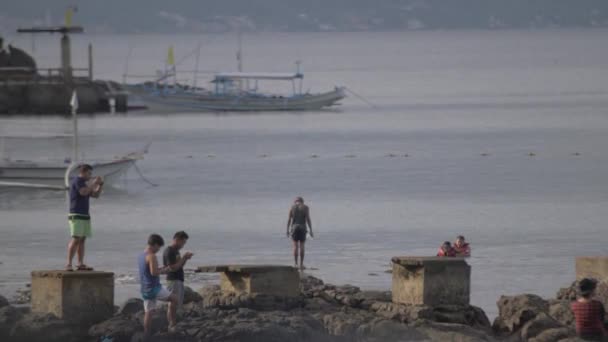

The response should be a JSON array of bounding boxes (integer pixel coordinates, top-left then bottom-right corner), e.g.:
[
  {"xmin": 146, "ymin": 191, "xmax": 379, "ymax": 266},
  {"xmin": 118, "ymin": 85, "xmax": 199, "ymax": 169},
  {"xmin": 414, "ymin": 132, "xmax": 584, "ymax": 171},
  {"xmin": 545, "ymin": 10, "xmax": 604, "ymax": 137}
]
[
  {"xmin": 391, "ymin": 257, "xmax": 470, "ymax": 306},
  {"xmin": 31, "ymin": 270, "xmax": 114, "ymax": 325},
  {"xmin": 60, "ymin": 34, "xmax": 72, "ymax": 82},
  {"xmin": 198, "ymin": 265, "xmax": 300, "ymax": 297},
  {"xmin": 576, "ymin": 256, "xmax": 608, "ymax": 281}
]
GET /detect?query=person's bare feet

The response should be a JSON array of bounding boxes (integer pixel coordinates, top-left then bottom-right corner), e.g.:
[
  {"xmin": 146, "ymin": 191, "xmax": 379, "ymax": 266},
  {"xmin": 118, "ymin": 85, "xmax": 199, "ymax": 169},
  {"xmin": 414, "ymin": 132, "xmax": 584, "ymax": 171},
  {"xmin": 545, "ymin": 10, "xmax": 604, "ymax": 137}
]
[{"xmin": 65, "ymin": 264, "xmax": 73, "ymax": 272}]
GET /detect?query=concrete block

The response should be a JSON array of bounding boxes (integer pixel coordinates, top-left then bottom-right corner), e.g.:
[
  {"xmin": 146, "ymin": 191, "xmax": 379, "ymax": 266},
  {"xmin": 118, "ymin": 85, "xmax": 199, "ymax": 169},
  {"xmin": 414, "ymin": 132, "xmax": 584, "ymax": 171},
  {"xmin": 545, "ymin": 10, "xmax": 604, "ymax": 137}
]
[
  {"xmin": 198, "ymin": 265, "xmax": 300, "ymax": 297},
  {"xmin": 391, "ymin": 257, "xmax": 470, "ymax": 306},
  {"xmin": 31, "ymin": 270, "xmax": 114, "ymax": 325},
  {"xmin": 576, "ymin": 257, "xmax": 608, "ymax": 281}
]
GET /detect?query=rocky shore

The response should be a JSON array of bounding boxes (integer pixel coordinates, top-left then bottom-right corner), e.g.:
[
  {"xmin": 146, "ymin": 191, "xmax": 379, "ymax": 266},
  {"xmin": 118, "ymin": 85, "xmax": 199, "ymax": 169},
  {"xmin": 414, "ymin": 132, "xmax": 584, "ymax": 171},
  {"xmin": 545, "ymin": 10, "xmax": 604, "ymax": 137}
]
[{"xmin": 1, "ymin": 275, "xmax": 606, "ymax": 342}]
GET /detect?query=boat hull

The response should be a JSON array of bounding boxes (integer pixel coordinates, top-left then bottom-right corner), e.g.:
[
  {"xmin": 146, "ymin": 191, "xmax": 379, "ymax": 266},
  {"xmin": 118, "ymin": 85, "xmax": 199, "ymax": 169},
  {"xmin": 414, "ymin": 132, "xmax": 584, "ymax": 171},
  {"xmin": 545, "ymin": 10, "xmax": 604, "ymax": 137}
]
[
  {"xmin": 0, "ymin": 158, "xmax": 136, "ymax": 188},
  {"xmin": 128, "ymin": 86, "xmax": 346, "ymax": 113}
]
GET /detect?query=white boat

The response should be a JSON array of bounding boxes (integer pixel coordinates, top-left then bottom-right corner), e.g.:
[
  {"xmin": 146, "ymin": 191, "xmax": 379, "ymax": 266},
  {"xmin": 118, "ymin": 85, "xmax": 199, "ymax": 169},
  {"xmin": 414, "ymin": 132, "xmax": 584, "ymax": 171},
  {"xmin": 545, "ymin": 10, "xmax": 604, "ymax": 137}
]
[
  {"xmin": 128, "ymin": 72, "xmax": 346, "ymax": 113},
  {"xmin": 0, "ymin": 92, "xmax": 146, "ymax": 190},
  {"xmin": 0, "ymin": 151, "xmax": 145, "ymax": 190}
]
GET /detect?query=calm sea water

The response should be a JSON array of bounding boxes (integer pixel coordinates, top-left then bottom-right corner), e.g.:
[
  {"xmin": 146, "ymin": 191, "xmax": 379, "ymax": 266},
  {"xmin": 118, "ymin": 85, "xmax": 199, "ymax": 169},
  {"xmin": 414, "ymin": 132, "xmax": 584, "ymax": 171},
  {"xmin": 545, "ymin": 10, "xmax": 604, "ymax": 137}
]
[{"xmin": 1, "ymin": 30, "xmax": 608, "ymax": 318}]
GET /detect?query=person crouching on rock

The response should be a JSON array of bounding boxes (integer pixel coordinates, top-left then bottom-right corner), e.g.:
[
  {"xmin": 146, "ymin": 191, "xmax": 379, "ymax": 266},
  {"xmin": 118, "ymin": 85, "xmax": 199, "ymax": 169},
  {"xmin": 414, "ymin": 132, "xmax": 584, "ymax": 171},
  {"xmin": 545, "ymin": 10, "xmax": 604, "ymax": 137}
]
[
  {"xmin": 139, "ymin": 234, "xmax": 178, "ymax": 336},
  {"xmin": 163, "ymin": 231, "xmax": 193, "ymax": 313},
  {"xmin": 571, "ymin": 278, "xmax": 607, "ymax": 341},
  {"xmin": 437, "ymin": 241, "xmax": 456, "ymax": 257},
  {"xmin": 453, "ymin": 235, "xmax": 471, "ymax": 257}
]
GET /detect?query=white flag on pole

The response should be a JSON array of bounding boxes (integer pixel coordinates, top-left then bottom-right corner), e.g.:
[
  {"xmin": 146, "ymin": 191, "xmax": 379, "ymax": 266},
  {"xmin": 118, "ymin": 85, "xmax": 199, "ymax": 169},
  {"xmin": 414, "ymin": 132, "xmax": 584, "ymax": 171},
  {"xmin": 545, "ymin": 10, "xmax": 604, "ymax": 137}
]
[{"xmin": 69, "ymin": 90, "xmax": 79, "ymax": 112}]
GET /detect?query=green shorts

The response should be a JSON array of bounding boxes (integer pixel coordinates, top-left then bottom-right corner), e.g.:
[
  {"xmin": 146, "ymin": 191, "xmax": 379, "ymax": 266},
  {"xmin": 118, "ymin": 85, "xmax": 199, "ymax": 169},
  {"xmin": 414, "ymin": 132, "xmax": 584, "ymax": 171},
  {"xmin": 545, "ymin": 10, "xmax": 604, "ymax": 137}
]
[{"xmin": 69, "ymin": 215, "xmax": 92, "ymax": 238}]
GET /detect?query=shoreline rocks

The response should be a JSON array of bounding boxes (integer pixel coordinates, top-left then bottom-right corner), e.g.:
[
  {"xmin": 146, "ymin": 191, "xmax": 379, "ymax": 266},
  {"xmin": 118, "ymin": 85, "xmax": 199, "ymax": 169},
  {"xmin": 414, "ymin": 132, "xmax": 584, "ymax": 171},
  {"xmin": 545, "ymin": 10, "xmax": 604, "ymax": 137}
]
[{"xmin": 3, "ymin": 275, "xmax": 607, "ymax": 342}]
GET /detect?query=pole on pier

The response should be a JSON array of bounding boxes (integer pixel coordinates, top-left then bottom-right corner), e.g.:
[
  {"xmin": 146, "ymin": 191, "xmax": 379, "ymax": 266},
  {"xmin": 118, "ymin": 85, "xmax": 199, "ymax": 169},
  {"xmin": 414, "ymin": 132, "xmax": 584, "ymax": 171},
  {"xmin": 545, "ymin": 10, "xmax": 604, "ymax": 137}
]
[
  {"xmin": 88, "ymin": 43, "xmax": 93, "ymax": 80},
  {"xmin": 61, "ymin": 34, "xmax": 72, "ymax": 82},
  {"xmin": 70, "ymin": 91, "xmax": 79, "ymax": 163}
]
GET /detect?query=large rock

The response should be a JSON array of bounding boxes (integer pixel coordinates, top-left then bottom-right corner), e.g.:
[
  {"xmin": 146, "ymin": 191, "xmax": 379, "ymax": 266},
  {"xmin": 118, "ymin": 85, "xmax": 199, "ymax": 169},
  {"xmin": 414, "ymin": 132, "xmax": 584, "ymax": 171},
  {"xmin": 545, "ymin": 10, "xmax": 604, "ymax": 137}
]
[
  {"xmin": 173, "ymin": 309, "xmax": 333, "ymax": 342},
  {"xmin": 357, "ymin": 318, "xmax": 430, "ymax": 341},
  {"xmin": 528, "ymin": 327, "xmax": 575, "ymax": 342},
  {"xmin": 0, "ymin": 306, "xmax": 23, "ymax": 339},
  {"xmin": 371, "ymin": 302, "xmax": 491, "ymax": 330},
  {"xmin": 493, "ymin": 294, "xmax": 549, "ymax": 334},
  {"xmin": 183, "ymin": 286, "xmax": 202, "ymax": 304},
  {"xmin": 119, "ymin": 298, "xmax": 144, "ymax": 316},
  {"xmin": 548, "ymin": 300, "xmax": 575, "ymax": 327},
  {"xmin": 136, "ymin": 308, "xmax": 168, "ymax": 335},
  {"xmin": 89, "ymin": 315, "xmax": 141, "ymax": 342},
  {"xmin": 9, "ymin": 312, "xmax": 85, "ymax": 342},
  {"xmin": 557, "ymin": 280, "xmax": 608, "ymax": 308},
  {"xmin": 0, "ymin": 295, "xmax": 8, "ymax": 308},
  {"xmin": 417, "ymin": 321, "xmax": 497, "ymax": 341},
  {"xmin": 520, "ymin": 312, "xmax": 563, "ymax": 341},
  {"xmin": 323, "ymin": 309, "xmax": 375, "ymax": 337},
  {"xmin": 300, "ymin": 274, "xmax": 325, "ymax": 293}
]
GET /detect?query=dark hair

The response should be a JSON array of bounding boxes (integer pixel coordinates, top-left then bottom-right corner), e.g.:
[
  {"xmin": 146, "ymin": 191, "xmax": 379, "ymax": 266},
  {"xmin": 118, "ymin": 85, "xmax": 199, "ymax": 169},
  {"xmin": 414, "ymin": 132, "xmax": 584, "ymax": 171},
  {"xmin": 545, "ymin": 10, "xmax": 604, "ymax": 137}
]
[
  {"xmin": 457, "ymin": 235, "xmax": 465, "ymax": 240},
  {"xmin": 579, "ymin": 278, "xmax": 597, "ymax": 298},
  {"xmin": 295, "ymin": 196, "xmax": 304, "ymax": 203},
  {"xmin": 79, "ymin": 164, "xmax": 93, "ymax": 172},
  {"xmin": 147, "ymin": 234, "xmax": 165, "ymax": 247},
  {"xmin": 173, "ymin": 231, "xmax": 189, "ymax": 240},
  {"xmin": 443, "ymin": 241, "xmax": 452, "ymax": 247}
]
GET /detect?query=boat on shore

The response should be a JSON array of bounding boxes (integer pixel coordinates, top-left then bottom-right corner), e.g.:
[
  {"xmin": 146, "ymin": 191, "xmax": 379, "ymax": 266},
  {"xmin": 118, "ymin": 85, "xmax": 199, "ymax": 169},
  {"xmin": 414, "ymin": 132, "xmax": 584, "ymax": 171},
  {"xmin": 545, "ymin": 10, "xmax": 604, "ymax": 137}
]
[{"xmin": 127, "ymin": 72, "xmax": 345, "ymax": 113}]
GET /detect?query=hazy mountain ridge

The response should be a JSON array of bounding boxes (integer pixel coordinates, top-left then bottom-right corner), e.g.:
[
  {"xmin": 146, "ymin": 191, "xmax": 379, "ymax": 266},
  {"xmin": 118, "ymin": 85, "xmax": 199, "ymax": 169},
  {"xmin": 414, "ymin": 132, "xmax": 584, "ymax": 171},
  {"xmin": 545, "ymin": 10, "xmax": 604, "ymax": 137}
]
[{"xmin": 1, "ymin": 0, "xmax": 607, "ymax": 33}]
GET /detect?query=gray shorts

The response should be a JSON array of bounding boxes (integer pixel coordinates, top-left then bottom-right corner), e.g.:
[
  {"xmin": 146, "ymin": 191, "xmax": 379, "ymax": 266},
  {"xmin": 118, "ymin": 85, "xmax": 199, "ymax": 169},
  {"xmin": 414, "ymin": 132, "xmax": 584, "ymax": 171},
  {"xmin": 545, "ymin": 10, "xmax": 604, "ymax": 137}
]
[
  {"xmin": 143, "ymin": 287, "xmax": 171, "ymax": 312},
  {"xmin": 166, "ymin": 280, "xmax": 184, "ymax": 309}
]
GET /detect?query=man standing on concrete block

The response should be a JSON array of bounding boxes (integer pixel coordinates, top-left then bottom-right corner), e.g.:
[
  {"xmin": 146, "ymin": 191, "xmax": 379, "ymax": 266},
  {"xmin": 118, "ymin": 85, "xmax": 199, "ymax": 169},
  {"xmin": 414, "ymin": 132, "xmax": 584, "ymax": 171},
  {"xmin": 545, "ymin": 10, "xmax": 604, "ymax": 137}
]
[
  {"xmin": 139, "ymin": 234, "xmax": 178, "ymax": 336},
  {"xmin": 286, "ymin": 196, "xmax": 314, "ymax": 270},
  {"xmin": 163, "ymin": 231, "xmax": 193, "ymax": 312},
  {"xmin": 66, "ymin": 164, "xmax": 103, "ymax": 271}
]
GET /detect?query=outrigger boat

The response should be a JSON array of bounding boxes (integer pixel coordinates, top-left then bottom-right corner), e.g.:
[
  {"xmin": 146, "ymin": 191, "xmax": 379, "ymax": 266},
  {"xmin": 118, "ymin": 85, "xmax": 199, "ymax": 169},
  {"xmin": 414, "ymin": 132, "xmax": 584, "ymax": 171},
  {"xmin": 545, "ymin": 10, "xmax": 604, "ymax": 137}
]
[
  {"xmin": 125, "ymin": 35, "xmax": 346, "ymax": 113},
  {"xmin": 0, "ymin": 92, "xmax": 147, "ymax": 190},
  {"xmin": 127, "ymin": 72, "xmax": 346, "ymax": 112}
]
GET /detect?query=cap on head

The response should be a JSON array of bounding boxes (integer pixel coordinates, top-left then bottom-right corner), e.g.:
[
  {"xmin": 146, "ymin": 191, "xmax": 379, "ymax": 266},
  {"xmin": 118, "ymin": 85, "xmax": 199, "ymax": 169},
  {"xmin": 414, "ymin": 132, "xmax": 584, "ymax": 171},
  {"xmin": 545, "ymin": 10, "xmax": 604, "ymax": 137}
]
[
  {"xmin": 295, "ymin": 196, "xmax": 304, "ymax": 204},
  {"xmin": 579, "ymin": 278, "xmax": 598, "ymax": 297}
]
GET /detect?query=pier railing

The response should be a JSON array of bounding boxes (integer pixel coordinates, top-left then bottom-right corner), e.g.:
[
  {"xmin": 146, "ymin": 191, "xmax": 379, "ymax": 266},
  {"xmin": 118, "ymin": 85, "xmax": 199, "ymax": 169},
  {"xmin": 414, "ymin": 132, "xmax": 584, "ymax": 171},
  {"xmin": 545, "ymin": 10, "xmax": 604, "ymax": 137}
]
[{"xmin": 0, "ymin": 67, "xmax": 91, "ymax": 85}]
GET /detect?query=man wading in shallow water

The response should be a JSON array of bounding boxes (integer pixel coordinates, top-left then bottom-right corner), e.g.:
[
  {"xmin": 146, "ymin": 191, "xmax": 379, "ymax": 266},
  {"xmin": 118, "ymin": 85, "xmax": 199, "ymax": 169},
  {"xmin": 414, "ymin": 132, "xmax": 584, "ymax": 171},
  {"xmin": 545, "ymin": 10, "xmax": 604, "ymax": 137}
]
[
  {"xmin": 66, "ymin": 164, "xmax": 104, "ymax": 271},
  {"xmin": 287, "ymin": 197, "xmax": 313, "ymax": 270}
]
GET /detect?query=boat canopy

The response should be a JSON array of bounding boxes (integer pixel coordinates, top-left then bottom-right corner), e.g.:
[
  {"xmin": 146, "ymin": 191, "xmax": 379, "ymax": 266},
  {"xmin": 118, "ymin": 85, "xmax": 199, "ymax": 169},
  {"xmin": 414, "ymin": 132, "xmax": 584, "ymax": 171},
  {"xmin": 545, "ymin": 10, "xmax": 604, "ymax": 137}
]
[{"xmin": 213, "ymin": 72, "xmax": 303, "ymax": 82}]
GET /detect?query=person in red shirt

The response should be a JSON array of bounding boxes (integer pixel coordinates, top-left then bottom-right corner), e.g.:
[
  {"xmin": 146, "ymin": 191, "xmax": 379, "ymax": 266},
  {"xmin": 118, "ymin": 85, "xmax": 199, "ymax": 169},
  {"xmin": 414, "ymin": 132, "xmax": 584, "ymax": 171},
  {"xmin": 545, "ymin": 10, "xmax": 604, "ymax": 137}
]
[
  {"xmin": 437, "ymin": 241, "xmax": 456, "ymax": 257},
  {"xmin": 453, "ymin": 235, "xmax": 471, "ymax": 257},
  {"xmin": 571, "ymin": 278, "xmax": 607, "ymax": 341}
]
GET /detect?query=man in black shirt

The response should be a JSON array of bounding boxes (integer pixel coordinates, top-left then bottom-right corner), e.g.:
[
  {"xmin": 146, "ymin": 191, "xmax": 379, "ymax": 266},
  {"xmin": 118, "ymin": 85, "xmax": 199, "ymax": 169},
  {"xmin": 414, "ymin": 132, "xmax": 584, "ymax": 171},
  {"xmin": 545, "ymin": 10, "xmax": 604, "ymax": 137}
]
[{"xmin": 163, "ymin": 231, "xmax": 193, "ymax": 311}]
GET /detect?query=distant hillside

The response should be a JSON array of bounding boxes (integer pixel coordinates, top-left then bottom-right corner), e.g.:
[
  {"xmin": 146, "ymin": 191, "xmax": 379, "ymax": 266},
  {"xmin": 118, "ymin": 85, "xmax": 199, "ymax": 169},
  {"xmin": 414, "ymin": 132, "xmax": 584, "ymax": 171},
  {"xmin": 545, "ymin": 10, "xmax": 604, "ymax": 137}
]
[{"xmin": 1, "ymin": 0, "xmax": 608, "ymax": 33}]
